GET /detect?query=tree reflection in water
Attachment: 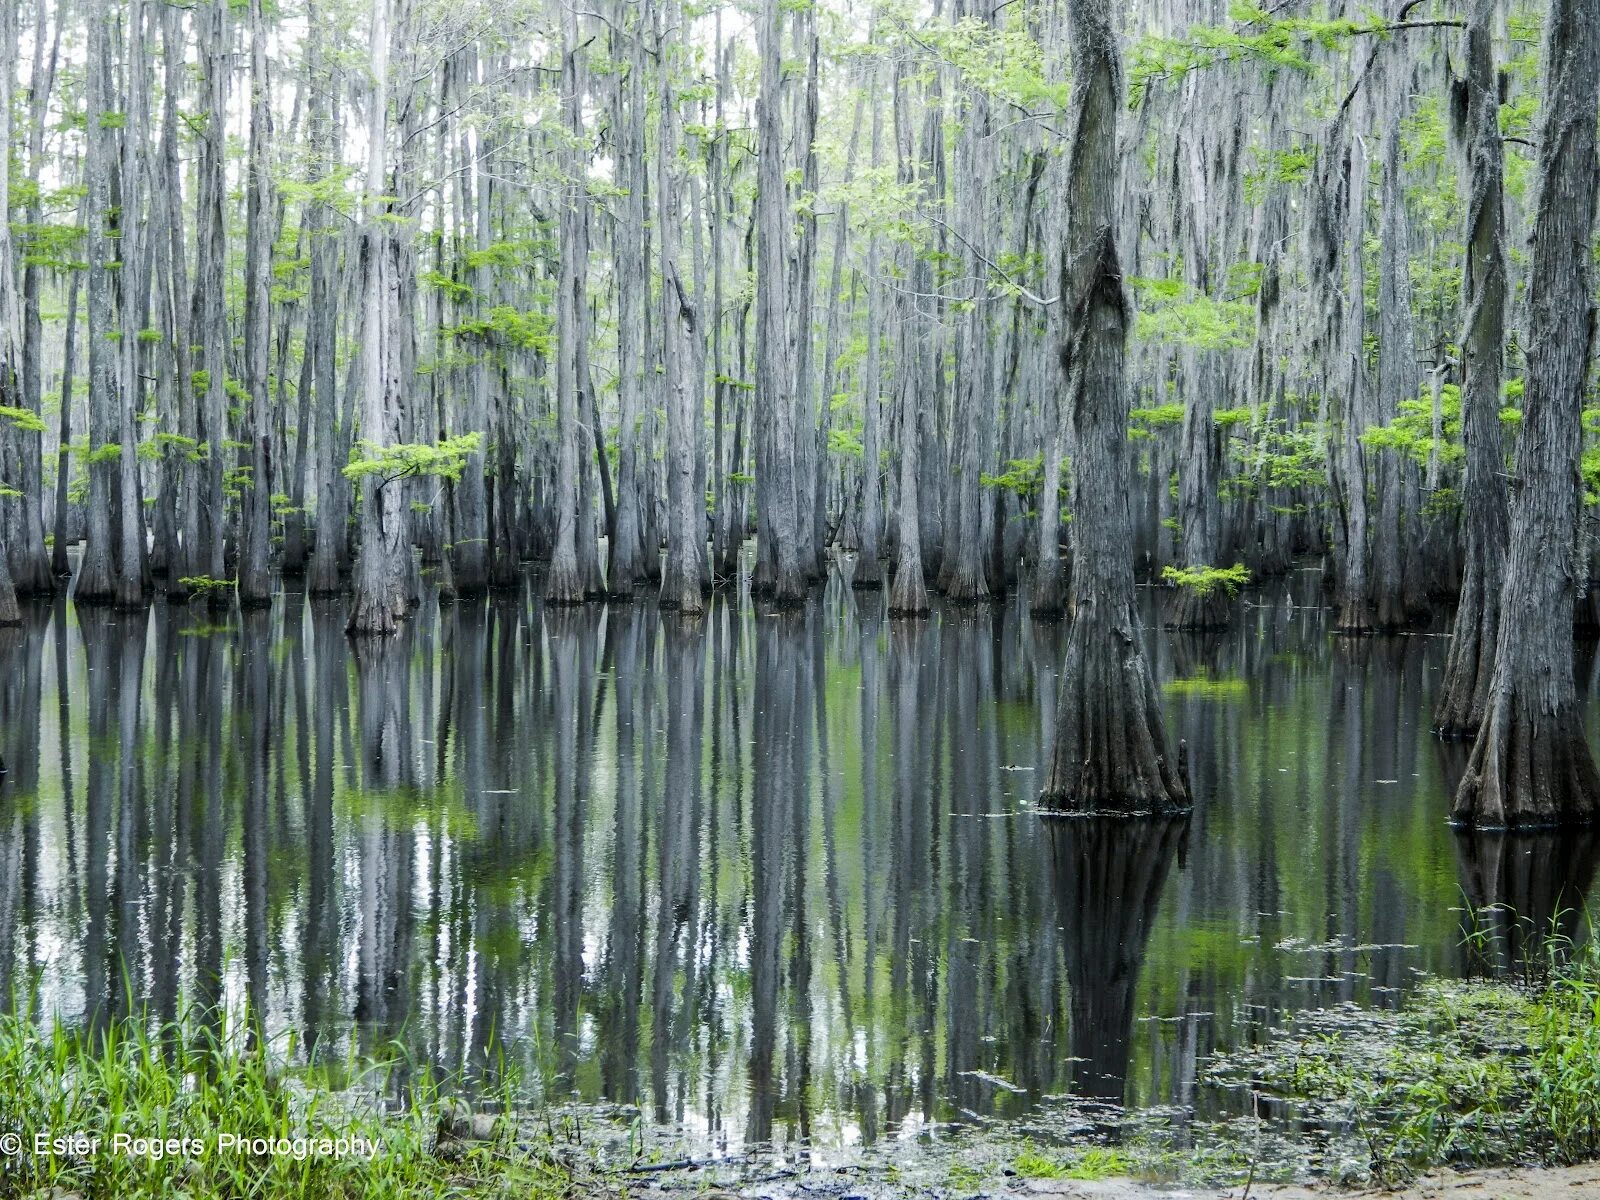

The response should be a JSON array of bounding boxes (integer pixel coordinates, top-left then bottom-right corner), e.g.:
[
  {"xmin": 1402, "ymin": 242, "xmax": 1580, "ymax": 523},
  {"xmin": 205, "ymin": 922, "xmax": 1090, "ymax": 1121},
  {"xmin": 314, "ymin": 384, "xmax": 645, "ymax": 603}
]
[{"xmin": 0, "ymin": 575, "xmax": 1596, "ymax": 1150}]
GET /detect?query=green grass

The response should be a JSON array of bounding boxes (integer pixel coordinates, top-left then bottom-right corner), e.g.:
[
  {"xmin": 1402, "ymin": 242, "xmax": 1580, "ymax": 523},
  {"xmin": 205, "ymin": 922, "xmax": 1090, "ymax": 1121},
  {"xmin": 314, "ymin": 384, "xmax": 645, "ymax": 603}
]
[
  {"xmin": 0, "ymin": 1005, "xmax": 590, "ymax": 1200},
  {"xmin": 1012, "ymin": 1142, "xmax": 1132, "ymax": 1180}
]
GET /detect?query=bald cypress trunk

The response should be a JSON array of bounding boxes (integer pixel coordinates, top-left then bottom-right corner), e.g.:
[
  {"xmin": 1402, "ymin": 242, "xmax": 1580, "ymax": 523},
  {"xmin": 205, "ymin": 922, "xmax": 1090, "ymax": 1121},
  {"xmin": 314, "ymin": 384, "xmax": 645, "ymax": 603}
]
[
  {"xmin": 306, "ymin": 13, "xmax": 344, "ymax": 598},
  {"xmin": 238, "ymin": 0, "xmax": 274, "ymax": 607},
  {"xmin": 658, "ymin": 0, "xmax": 702, "ymax": 615},
  {"xmin": 11, "ymin": 0, "xmax": 55, "ymax": 597},
  {"xmin": 1372, "ymin": 117, "xmax": 1421, "ymax": 631},
  {"xmin": 1453, "ymin": 0, "xmax": 1600, "ymax": 828},
  {"xmin": 1040, "ymin": 0, "xmax": 1186, "ymax": 816},
  {"xmin": 1434, "ymin": 0, "xmax": 1511, "ymax": 737},
  {"xmin": 754, "ymin": 0, "xmax": 806, "ymax": 606},
  {"xmin": 544, "ymin": 0, "xmax": 587, "ymax": 607},
  {"xmin": 855, "ymin": 67, "xmax": 885, "ymax": 591},
  {"xmin": 1333, "ymin": 133, "xmax": 1374, "ymax": 634},
  {"xmin": 0, "ymin": 0, "xmax": 23, "ymax": 624},
  {"xmin": 607, "ymin": 0, "xmax": 647, "ymax": 598},
  {"xmin": 346, "ymin": 0, "xmax": 408, "ymax": 635},
  {"xmin": 76, "ymin": 0, "xmax": 120, "ymax": 604}
]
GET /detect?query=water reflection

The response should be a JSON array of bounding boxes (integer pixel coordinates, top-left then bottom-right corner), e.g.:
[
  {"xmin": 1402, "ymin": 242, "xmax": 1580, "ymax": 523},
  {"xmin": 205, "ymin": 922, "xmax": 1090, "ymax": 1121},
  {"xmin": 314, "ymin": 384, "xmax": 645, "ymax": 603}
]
[
  {"xmin": 1453, "ymin": 830, "xmax": 1600, "ymax": 977},
  {"xmin": 1050, "ymin": 818, "xmax": 1187, "ymax": 1108},
  {"xmin": 0, "ymin": 576, "xmax": 1597, "ymax": 1151}
]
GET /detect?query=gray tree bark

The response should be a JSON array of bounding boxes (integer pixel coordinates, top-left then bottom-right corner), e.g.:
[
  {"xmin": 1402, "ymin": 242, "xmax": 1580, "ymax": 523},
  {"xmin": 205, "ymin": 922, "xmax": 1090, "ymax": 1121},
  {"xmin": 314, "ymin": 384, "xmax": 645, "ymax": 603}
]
[
  {"xmin": 1453, "ymin": 0, "xmax": 1600, "ymax": 827},
  {"xmin": 1040, "ymin": 0, "xmax": 1186, "ymax": 815},
  {"xmin": 1434, "ymin": 0, "xmax": 1510, "ymax": 737}
]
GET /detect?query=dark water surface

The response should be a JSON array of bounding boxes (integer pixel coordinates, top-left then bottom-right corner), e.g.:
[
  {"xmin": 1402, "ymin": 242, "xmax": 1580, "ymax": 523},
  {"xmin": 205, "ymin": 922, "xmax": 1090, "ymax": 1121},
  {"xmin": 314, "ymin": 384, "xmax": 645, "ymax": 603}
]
[{"xmin": 2, "ymin": 572, "xmax": 1598, "ymax": 1155}]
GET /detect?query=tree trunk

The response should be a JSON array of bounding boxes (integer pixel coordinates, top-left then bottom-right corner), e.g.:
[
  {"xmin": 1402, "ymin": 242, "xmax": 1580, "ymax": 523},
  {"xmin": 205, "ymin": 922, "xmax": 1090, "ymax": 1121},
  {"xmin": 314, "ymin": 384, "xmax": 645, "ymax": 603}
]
[
  {"xmin": 887, "ymin": 59, "xmax": 929, "ymax": 617},
  {"xmin": 239, "ymin": 0, "xmax": 275, "ymax": 607},
  {"xmin": 1434, "ymin": 0, "xmax": 1510, "ymax": 737},
  {"xmin": 544, "ymin": 0, "xmax": 588, "ymax": 607},
  {"xmin": 1453, "ymin": 0, "xmax": 1600, "ymax": 828},
  {"xmin": 1039, "ymin": 0, "xmax": 1186, "ymax": 816},
  {"xmin": 76, "ymin": 0, "xmax": 120, "ymax": 604},
  {"xmin": 754, "ymin": 0, "xmax": 806, "ymax": 605},
  {"xmin": 346, "ymin": 0, "xmax": 408, "ymax": 634}
]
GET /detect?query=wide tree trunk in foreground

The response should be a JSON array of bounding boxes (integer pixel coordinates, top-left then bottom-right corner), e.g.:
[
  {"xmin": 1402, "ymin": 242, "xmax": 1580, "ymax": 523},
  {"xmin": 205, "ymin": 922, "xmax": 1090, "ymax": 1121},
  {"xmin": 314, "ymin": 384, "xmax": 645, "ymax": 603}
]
[
  {"xmin": 1453, "ymin": 0, "xmax": 1600, "ymax": 828},
  {"xmin": 1434, "ymin": 0, "xmax": 1510, "ymax": 737},
  {"xmin": 1039, "ymin": 0, "xmax": 1186, "ymax": 815}
]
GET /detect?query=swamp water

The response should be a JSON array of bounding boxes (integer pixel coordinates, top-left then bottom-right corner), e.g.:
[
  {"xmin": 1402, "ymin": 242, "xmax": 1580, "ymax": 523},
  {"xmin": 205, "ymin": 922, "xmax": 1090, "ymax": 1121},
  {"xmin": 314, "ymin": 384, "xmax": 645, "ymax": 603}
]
[{"xmin": 1, "ymin": 570, "xmax": 1597, "ymax": 1172}]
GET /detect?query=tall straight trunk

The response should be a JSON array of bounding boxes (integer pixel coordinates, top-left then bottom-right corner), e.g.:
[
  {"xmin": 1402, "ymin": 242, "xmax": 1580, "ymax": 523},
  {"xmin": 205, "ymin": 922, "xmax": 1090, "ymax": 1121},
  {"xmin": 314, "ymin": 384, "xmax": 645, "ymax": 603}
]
[
  {"xmin": 346, "ymin": 0, "xmax": 408, "ymax": 634},
  {"xmin": 1454, "ymin": 0, "xmax": 1600, "ymax": 828},
  {"xmin": 606, "ymin": 0, "xmax": 647, "ymax": 597},
  {"xmin": 190, "ymin": 0, "xmax": 229, "ymax": 597},
  {"xmin": 544, "ymin": 0, "xmax": 587, "ymax": 606},
  {"xmin": 855, "ymin": 64, "xmax": 885, "ymax": 591},
  {"xmin": 238, "ymin": 0, "xmax": 274, "ymax": 606},
  {"xmin": 1372, "ymin": 118, "xmax": 1420, "ymax": 630},
  {"xmin": 793, "ymin": 11, "xmax": 823, "ymax": 579},
  {"xmin": 52, "ymin": 266, "xmax": 81, "ymax": 579},
  {"xmin": 942, "ymin": 40, "xmax": 994, "ymax": 603},
  {"xmin": 1333, "ymin": 134, "xmax": 1373, "ymax": 633},
  {"xmin": 307, "ymin": 32, "xmax": 343, "ymax": 597},
  {"xmin": 887, "ymin": 58, "xmax": 929, "ymax": 617},
  {"xmin": 75, "ymin": 0, "xmax": 120, "ymax": 603},
  {"xmin": 0, "ymin": 0, "xmax": 22, "ymax": 623},
  {"xmin": 149, "ymin": 4, "xmax": 182, "ymax": 582},
  {"xmin": 754, "ymin": 0, "xmax": 805, "ymax": 604},
  {"xmin": 1040, "ymin": 0, "xmax": 1185, "ymax": 815},
  {"xmin": 657, "ymin": 0, "xmax": 701, "ymax": 614},
  {"xmin": 155, "ymin": 5, "xmax": 196, "ymax": 596},
  {"xmin": 453, "ymin": 53, "xmax": 491, "ymax": 597},
  {"xmin": 11, "ymin": 0, "xmax": 57, "ymax": 596},
  {"xmin": 708, "ymin": 13, "xmax": 734, "ymax": 584},
  {"xmin": 114, "ymin": 0, "xmax": 152, "ymax": 610},
  {"xmin": 1435, "ymin": 0, "xmax": 1511, "ymax": 736}
]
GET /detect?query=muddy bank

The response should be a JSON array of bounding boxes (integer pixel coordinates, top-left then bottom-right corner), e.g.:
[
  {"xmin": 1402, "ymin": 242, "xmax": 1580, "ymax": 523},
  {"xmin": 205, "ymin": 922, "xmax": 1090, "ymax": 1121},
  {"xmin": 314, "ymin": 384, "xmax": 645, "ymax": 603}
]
[{"xmin": 630, "ymin": 1160, "xmax": 1600, "ymax": 1200}]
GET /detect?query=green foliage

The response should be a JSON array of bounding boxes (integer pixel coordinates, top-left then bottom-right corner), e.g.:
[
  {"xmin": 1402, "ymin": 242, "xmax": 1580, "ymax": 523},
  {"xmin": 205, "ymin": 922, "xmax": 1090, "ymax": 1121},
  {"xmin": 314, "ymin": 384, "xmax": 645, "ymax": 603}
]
[
  {"xmin": 1361, "ymin": 384, "xmax": 1463, "ymax": 470},
  {"xmin": 1224, "ymin": 413, "xmax": 1325, "ymax": 495},
  {"xmin": 980, "ymin": 454, "xmax": 1042, "ymax": 500},
  {"xmin": 827, "ymin": 427, "xmax": 863, "ymax": 458},
  {"xmin": 1011, "ymin": 1143, "xmax": 1131, "ymax": 1181},
  {"xmin": 83, "ymin": 442, "xmax": 123, "ymax": 466},
  {"xmin": 1162, "ymin": 562, "xmax": 1250, "ymax": 598},
  {"xmin": 1208, "ymin": 933, "xmax": 1600, "ymax": 1184},
  {"xmin": 0, "ymin": 406, "xmax": 47, "ymax": 434},
  {"xmin": 179, "ymin": 575, "xmax": 236, "ymax": 595},
  {"xmin": 1242, "ymin": 145, "xmax": 1317, "ymax": 203},
  {"xmin": 908, "ymin": 16, "xmax": 1066, "ymax": 108},
  {"xmin": 420, "ymin": 269, "xmax": 473, "ymax": 303},
  {"xmin": 0, "ymin": 1003, "xmax": 581, "ymax": 1200},
  {"xmin": 1129, "ymin": 403, "xmax": 1185, "ymax": 439},
  {"xmin": 445, "ymin": 306, "xmax": 554, "ymax": 355},
  {"xmin": 1130, "ymin": 277, "xmax": 1253, "ymax": 350},
  {"xmin": 343, "ymin": 433, "xmax": 485, "ymax": 487},
  {"xmin": 1129, "ymin": 1, "xmax": 1384, "ymax": 109}
]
